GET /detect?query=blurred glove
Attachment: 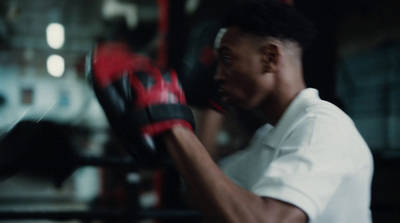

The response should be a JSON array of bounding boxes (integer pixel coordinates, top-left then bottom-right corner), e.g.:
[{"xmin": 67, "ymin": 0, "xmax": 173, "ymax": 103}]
[
  {"xmin": 181, "ymin": 20, "xmax": 227, "ymax": 113},
  {"xmin": 87, "ymin": 42, "xmax": 196, "ymax": 165}
]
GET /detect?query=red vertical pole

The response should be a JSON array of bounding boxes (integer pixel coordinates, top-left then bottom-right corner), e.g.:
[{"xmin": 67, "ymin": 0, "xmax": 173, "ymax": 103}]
[
  {"xmin": 278, "ymin": 0, "xmax": 294, "ymax": 5},
  {"xmin": 155, "ymin": 1, "xmax": 169, "ymax": 217},
  {"xmin": 157, "ymin": 0, "xmax": 169, "ymax": 68}
]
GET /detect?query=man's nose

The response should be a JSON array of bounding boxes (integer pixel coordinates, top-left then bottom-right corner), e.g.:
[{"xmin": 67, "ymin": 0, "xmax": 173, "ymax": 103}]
[{"xmin": 214, "ymin": 65, "xmax": 225, "ymax": 84}]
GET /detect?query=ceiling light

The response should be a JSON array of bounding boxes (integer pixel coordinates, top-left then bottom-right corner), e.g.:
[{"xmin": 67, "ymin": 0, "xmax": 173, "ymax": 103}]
[
  {"xmin": 46, "ymin": 23, "xmax": 64, "ymax": 49},
  {"xmin": 47, "ymin": 54, "xmax": 64, "ymax": 77}
]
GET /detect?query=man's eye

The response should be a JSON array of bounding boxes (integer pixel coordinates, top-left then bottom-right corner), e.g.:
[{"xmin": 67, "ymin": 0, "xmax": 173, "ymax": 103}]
[{"xmin": 219, "ymin": 56, "xmax": 231, "ymax": 64}]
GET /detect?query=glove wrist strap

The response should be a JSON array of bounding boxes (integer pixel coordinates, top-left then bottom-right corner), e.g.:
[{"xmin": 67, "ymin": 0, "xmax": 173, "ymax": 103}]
[{"xmin": 127, "ymin": 104, "xmax": 196, "ymax": 132}]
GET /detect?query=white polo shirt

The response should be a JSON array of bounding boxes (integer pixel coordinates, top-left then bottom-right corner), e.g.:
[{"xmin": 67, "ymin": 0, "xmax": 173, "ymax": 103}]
[{"xmin": 219, "ymin": 88, "xmax": 374, "ymax": 223}]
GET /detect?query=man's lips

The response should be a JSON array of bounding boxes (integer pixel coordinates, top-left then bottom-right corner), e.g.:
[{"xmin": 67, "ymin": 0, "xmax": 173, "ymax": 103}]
[
  {"xmin": 218, "ymin": 87, "xmax": 229, "ymax": 101},
  {"xmin": 218, "ymin": 87, "xmax": 227, "ymax": 95}
]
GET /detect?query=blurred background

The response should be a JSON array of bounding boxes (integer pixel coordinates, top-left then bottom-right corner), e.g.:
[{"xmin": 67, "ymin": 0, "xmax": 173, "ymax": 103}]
[{"xmin": 0, "ymin": 0, "xmax": 399, "ymax": 222}]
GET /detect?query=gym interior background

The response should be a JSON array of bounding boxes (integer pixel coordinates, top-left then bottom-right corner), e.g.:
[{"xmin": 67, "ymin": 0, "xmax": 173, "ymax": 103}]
[{"xmin": 0, "ymin": 0, "xmax": 399, "ymax": 222}]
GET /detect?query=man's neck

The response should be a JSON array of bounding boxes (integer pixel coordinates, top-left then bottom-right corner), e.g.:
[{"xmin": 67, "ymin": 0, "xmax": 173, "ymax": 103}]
[{"xmin": 262, "ymin": 84, "xmax": 305, "ymax": 126}]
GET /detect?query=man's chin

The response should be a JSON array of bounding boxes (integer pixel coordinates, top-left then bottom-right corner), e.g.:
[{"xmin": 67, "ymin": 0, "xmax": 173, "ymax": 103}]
[{"xmin": 226, "ymin": 100, "xmax": 248, "ymax": 110}]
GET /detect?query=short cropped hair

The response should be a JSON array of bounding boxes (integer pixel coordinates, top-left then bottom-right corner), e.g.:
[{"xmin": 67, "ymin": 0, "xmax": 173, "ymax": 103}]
[{"xmin": 222, "ymin": 0, "xmax": 316, "ymax": 50}]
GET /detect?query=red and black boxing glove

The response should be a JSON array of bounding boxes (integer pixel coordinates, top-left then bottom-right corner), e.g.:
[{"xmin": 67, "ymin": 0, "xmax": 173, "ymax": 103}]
[
  {"xmin": 87, "ymin": 42, "xmax": 195, "ymax": 165},
  {"xmin": 181, "ymin": 21, "xmax": 227, "ymax": 113}
]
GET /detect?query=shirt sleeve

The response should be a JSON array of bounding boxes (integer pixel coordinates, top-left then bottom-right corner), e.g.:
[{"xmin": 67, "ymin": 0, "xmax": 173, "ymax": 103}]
[{"xmin": 250, "ymin": 116, "xmax": 358, "ymax": 220}]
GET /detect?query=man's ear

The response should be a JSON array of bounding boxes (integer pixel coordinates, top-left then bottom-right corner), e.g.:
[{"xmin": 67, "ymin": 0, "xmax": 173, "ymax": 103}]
[{"xmin": 262, "ymin": 44, "xmax": 279, "ymax": 73}]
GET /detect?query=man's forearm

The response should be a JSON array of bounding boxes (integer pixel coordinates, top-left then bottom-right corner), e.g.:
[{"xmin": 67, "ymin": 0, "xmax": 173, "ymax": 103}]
[
  {"xmin": 196, "ymin": 109, "xmax": 224, "ymax": 158},
  {"xmin": 163, "ymin": 127, "xmax": 272, "ymax": 223}
]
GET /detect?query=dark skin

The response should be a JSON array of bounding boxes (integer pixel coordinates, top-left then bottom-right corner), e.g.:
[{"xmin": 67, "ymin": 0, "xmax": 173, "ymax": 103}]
[
  {"xmin": 163, "ymin": 27, "xmax": 307, "ymax": 223},
  {"xmin": 196, "ymin": 109, "xmax": 224, "ymax": 159}
]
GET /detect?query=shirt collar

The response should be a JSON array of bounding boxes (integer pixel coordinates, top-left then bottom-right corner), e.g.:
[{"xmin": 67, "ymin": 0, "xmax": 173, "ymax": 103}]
[{"xmin": 262, "ymin": 88, "xmax": 320, "ymax": 148}]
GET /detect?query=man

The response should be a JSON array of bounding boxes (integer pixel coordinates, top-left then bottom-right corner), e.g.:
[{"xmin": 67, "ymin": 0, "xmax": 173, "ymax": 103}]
[
  {"xmin": 162, "ymin": 0, "xmax": 374, "ymax": 222},
  {"xmin": 89, "ymin": 0, "xmax": 374, "ymax": 222}
]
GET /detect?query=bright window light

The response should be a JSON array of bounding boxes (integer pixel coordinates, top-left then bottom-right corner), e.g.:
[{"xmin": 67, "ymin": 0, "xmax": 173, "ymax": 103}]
[
  {"xmin": 46, "ymin": 23, "xmax": 65, "ymax": 49},
  {"xmin": 47, "ymin": 54, "xmax": 65, "ymax": 77}
]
